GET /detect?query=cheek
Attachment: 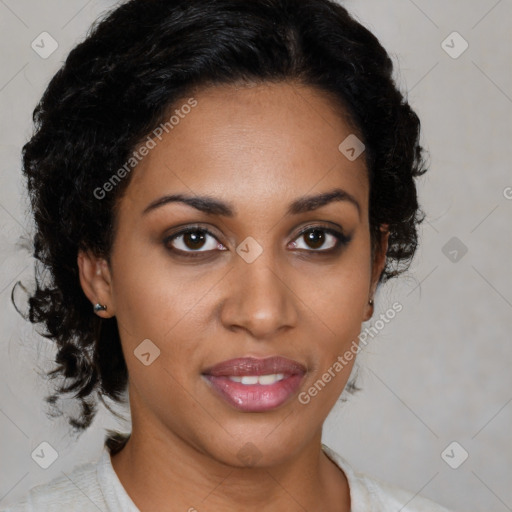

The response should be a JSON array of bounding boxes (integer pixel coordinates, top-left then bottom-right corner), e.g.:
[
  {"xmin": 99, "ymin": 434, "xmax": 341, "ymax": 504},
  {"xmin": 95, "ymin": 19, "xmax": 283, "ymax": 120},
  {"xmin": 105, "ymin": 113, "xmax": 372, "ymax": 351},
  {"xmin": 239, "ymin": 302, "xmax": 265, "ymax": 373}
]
[
  {"xmin": 109, "ymin": 240, "xmax": 224, "ymax": 382},
  {"xmin": 294, "ymin": 249, "xmax": 371, "ymax": 385},
  {"xmin": 298, "ymin": 253, "xmax": 371, "ymax": 336},
  {"xmin": 295, "ymin": 276, "xmax": 365, "ymax": 414},
  {"xmin": 110, "ymin": 234, "xmax": 202, "ymax": 337}
]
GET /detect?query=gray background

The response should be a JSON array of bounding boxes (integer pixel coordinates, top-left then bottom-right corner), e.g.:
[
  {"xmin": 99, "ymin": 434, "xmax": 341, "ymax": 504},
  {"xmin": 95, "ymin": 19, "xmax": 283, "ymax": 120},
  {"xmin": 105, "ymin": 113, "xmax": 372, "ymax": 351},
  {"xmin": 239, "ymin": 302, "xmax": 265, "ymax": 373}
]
[{"xmin": 1, "ymin": 1, "xmax": 511, "ymax": 511}]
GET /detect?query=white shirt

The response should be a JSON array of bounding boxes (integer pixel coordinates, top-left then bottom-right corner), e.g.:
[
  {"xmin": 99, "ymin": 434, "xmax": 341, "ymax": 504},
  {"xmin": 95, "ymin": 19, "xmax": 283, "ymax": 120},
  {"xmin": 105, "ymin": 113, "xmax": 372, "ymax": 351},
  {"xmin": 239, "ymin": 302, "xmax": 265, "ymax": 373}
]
[{"xmin": 1, "ymin": 443, "xmax": 454, "ymax": 511}]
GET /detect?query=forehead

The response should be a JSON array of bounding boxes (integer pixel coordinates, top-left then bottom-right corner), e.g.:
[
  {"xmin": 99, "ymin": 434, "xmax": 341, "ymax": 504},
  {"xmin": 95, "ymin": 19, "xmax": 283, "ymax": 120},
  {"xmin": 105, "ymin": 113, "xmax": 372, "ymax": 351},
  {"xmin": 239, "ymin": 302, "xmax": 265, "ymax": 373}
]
[{"xmin": 121, "ymin": 82, "xmax": 369, "ymax": 218}]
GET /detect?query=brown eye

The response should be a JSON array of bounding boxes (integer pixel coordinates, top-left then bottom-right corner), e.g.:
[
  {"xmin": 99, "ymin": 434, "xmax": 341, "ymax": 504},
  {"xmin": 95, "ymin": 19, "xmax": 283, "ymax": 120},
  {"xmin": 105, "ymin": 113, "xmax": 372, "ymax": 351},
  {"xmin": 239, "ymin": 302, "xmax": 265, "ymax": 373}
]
[
  {"xmin": 290, "ymin": 226, "xmax": 351, "ymax": 252},
  {"xmin": 303, "ymin": 229, "xmax": 326, "ymax": 249},
  {"xmin": 182, "ymin": 231, "xmax": 207, "ymax": 250},
  {"xmin": 164, "ymin": 228, "xmax": 226, "ymax": 256}
]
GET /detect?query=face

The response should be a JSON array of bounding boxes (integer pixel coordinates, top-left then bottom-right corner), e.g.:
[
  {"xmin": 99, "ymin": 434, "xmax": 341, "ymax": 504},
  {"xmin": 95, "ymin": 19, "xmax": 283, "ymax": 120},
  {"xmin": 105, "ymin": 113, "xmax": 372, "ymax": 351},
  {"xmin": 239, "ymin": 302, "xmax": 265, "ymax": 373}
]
[{"xmin": 79, "ymin": 81, "xmax": 388, "ymax": 467}]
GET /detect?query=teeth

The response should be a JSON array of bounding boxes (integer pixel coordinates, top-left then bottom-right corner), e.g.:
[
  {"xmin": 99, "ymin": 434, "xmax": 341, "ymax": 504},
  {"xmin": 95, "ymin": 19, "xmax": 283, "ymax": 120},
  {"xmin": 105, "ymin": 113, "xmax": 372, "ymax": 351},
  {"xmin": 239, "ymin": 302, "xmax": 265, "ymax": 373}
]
[
  {"xmin": 241, "ymin": 376, "xmax": 259, "ymax": 385},
  {"xmin": 228, "ymin": 374, "xmax": 286, "ymax": 385}
]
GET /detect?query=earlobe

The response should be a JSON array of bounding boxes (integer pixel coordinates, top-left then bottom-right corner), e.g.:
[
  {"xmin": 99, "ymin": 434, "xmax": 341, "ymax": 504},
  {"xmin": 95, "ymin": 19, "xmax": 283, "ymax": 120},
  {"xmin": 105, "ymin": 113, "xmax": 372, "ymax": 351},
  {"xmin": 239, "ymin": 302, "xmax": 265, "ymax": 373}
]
[
  {"xmin": 363, "ymin": 298, "xmax": 375, "ymax": 322},
  {"xmin": 77, "ymin": 250, "xmax": 114, "ymax": 317}
]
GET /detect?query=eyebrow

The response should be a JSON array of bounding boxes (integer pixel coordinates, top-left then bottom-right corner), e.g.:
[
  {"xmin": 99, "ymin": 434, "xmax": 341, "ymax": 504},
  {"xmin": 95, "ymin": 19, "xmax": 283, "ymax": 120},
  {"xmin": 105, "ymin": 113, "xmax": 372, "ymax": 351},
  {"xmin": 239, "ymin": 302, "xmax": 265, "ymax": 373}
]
[{"xmin": 142, "ymin": 187, "xmax": 361, "ymax": 219}]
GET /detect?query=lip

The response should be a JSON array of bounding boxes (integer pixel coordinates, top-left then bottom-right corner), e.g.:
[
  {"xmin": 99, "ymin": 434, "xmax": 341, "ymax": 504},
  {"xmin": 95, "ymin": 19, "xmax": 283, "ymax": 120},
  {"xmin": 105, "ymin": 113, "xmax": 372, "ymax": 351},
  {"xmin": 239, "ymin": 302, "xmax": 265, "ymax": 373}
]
[
  {"xmin": 203, "ymin": 356, "xmax": 307, "ymax": 377},
  {"xmin": 202, "ymin": 356, "xmax": 306, "ymax": 412}
]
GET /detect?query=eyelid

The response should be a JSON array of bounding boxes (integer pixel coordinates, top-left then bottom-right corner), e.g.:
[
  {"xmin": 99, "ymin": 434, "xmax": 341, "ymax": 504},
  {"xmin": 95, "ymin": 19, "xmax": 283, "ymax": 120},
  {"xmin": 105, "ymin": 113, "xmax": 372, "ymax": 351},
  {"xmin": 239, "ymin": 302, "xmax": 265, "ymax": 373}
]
[
  {"xmin": 290, "ymin": 223, "xmax": 352, "ymax": 251},
  {"xmin": 294, "ymin": 222, "xmax": 349, "ymax": 240},
  {"xmin": 163, "ymin": 222, "xmax": 351, "ymax": 256},
  {"xmin": 163, "ymin": 224, "xmax": 225, "ymax": 256}
]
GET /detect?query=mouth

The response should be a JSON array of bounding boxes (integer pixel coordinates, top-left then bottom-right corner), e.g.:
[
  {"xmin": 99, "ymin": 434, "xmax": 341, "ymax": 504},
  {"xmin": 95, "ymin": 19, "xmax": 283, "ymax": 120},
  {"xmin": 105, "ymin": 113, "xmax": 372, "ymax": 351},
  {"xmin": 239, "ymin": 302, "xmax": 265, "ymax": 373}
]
[{"xmin": 202, "ymin": 356, "xmax": 306, "ymax": 412}]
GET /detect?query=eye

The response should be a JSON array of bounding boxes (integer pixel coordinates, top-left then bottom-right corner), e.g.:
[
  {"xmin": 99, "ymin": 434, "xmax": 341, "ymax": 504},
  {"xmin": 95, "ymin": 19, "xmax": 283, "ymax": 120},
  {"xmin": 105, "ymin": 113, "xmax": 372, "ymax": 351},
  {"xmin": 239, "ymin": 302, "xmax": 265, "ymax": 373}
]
[
  {"xmin": 288, "ymin": 225, "xmax": 351, "ymax": 252},
  {"xmin": 163, "ymin": 223, "xmax": 351, "ymax": 259},
  {"xmin": 164, "ymin": 227, "xmax": 226, "ymax": 257}
]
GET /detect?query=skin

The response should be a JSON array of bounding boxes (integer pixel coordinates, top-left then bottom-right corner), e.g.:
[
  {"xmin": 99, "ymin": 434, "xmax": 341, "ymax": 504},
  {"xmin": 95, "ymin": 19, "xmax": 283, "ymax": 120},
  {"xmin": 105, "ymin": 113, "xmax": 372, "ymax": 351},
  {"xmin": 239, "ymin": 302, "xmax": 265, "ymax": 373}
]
[{"xmin": 78, "ymin": 81, "xmax": 389, "ymax": 512}]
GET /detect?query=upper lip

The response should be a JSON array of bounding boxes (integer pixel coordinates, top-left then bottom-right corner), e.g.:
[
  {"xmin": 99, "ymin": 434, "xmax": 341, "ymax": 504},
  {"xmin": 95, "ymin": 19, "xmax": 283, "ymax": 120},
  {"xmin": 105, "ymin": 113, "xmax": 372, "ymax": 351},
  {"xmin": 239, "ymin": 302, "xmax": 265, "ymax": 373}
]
[{"xmin": 202, "ymin": 356, "xmax": 307, "ymax": 377}]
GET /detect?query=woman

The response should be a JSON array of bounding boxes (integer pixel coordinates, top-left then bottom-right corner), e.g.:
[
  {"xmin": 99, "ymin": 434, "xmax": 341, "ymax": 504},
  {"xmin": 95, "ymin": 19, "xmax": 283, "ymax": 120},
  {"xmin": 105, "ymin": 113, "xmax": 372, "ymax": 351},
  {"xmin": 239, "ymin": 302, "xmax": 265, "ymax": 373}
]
[{"xmin": 2, "ymin": 0, "xmax": 455, "ymax": 510}]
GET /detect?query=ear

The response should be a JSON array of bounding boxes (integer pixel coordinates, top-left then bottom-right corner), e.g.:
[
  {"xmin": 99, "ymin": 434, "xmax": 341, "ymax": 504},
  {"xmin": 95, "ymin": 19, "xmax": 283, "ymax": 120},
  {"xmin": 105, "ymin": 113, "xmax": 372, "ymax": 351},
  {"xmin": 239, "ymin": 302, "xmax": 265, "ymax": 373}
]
[
  {"xmin": 77, "ymin": 249, "xmax": 115, "ymax": 318},
  {"xmin": 364, "ymin": 224, "xmax": 389, "ymax": 321}
]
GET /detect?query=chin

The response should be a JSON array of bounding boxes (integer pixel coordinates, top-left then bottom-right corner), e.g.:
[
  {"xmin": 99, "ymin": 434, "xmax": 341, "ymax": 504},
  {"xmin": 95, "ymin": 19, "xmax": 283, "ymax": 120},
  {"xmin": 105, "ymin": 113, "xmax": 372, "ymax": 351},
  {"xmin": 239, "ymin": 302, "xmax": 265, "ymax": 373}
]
[{"xmin": 198, "ymin": 423, "xmax": 312, "ymax": 469}]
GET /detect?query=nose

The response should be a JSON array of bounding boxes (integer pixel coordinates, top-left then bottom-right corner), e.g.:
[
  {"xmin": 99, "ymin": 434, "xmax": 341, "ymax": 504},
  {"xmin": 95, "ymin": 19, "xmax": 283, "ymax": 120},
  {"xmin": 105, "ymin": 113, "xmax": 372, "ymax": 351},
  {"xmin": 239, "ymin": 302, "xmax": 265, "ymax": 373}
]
[{"xmin": 220, "ymin": 253, "xmax": 299, "ymax": 340}]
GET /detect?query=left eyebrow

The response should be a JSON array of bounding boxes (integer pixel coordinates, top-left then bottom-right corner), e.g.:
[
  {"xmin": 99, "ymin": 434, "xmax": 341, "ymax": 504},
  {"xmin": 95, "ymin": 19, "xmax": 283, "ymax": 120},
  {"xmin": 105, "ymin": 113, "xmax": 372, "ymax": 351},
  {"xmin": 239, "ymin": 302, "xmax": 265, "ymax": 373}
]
[
  {"xmin": 287, "ymin": 188, "xmax": 361, "ymax": 219},
  {"xmin": 142, "ymin": 187, "xmax": 361, "ymax": 219}
]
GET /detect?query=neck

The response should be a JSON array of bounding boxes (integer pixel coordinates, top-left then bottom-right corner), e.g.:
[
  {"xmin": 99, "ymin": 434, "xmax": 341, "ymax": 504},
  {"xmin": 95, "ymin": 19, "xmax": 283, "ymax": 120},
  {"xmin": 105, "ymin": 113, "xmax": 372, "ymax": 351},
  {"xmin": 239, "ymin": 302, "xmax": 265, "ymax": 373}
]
[{"xmin": 110, "ymin": 417, "xmax": 350, "ymax": 512}]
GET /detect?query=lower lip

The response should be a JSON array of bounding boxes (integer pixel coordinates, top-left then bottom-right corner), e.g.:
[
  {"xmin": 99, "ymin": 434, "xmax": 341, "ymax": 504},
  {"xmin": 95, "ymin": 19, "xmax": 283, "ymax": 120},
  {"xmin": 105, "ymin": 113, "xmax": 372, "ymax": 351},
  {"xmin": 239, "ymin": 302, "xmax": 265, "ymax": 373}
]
[{"xmin": 203, "ymin": 374, "xmax": 304, "ymax": 412}]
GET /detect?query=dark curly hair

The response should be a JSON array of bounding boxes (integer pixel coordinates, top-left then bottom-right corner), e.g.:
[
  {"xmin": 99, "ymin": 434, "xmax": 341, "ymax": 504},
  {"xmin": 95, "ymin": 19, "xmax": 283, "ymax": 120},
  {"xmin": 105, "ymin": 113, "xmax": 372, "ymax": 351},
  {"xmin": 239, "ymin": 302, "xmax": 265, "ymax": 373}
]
[{"xmin": 14, "ymin": 0, "xmax": 427, "ymax": 455}]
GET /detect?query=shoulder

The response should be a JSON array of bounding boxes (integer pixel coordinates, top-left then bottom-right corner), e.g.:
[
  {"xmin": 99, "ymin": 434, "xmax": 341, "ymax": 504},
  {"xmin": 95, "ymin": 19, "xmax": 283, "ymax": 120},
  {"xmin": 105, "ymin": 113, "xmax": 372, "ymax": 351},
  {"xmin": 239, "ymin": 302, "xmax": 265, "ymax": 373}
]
[
  {"xmin": 321, "ymin": 444, "xmax": 455, "ymax": 512},
  {"xmin": 0, "ymin": 454, "xmax": 105, "ymax": 512},
  {"xmin": 353, "ymin": 472, "xmax": 454, "ymax": 511}
]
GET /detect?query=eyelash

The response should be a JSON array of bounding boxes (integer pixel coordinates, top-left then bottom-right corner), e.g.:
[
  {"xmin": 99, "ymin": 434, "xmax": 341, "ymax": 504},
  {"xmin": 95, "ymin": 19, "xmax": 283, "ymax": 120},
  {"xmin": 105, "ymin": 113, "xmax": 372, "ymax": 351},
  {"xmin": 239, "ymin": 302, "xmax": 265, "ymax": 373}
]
[{"xmin": 163, "ymin": 224, "xmax": 352, "ymax": 259}]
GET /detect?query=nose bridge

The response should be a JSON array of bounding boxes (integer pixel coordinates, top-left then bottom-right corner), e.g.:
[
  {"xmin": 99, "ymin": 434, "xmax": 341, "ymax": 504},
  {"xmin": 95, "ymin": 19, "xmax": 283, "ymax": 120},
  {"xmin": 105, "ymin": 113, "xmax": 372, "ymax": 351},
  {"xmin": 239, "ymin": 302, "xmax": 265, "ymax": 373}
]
[{"xmin": 223, "ymin": 240, "xmax": 297, "ymax": 337}]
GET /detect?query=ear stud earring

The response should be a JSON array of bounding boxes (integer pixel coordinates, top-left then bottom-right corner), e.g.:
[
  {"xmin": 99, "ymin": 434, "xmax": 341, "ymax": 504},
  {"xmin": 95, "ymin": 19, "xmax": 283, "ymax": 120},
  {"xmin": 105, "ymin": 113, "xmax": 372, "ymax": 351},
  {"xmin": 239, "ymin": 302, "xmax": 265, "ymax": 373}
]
[
  {"xmin": 93, "ymin": 303, "xmax": 107, "ymax": 313},
  {"xmin": 368, "ymin": 299, "xmax": 374, "ymax": 306}
]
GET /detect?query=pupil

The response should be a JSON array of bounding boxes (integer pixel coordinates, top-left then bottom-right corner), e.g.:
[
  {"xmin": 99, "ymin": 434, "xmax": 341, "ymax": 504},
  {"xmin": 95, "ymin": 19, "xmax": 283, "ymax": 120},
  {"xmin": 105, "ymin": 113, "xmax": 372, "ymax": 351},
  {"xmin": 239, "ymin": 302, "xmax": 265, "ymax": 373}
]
[
  {"xmin": 185, "ymin": 231, "xmax": 206, "ymax": 250},
  {"xmin": 306, "ymin": 229, "xmax": 324, "ymax": 249}
]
